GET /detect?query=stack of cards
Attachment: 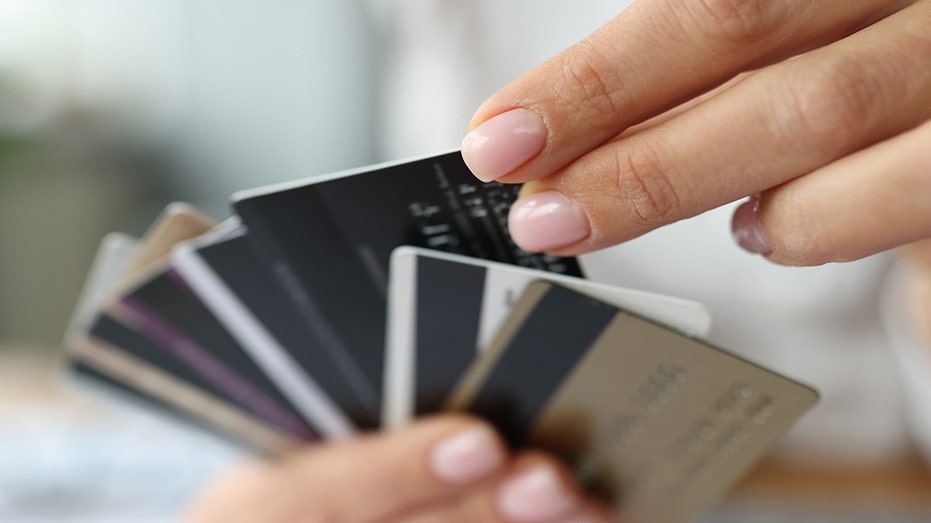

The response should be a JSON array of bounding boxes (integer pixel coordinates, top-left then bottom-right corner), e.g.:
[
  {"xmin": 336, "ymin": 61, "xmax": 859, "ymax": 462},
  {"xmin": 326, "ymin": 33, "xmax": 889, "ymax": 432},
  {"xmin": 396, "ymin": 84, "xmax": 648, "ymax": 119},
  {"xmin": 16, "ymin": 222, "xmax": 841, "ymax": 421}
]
[{"xmin": 63, "ymin": 151, "xmax": 818, "ymax": 522}]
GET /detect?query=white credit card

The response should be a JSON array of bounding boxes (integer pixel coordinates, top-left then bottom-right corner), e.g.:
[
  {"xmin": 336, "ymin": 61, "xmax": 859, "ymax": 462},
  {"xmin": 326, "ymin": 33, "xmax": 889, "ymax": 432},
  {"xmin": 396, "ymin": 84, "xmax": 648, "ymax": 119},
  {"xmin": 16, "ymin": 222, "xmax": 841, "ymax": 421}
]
[{"xmin": 383, "ymin": 246, "xmax": 712, "ymax": 428}]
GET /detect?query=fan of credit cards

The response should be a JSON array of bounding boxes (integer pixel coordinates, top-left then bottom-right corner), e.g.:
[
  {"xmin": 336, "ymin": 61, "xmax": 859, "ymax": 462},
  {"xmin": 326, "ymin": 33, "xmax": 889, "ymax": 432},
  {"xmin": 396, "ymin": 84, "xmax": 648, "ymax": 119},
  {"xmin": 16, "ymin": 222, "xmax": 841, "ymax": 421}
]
[{"xmin": 63, "ymin": 150, "xmax": 818, "ymax": 522}]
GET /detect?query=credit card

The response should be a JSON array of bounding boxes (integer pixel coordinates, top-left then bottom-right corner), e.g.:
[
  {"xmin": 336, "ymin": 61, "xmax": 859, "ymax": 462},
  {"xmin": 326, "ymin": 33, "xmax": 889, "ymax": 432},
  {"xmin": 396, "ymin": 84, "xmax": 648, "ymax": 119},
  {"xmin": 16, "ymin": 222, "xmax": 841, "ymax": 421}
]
[
  {"xmin": 233, "ymin": 150, "xmax": 583, "ymax": 412},
  {"xmin": 64, "ymin": 207, "xmax": 300, "ymax": 453},
  {"xmin": 384, "ymin": 246, "xmax": 712, "ymax": 427},
  {"xmin": 69, "ymin": 203, "xmax": 216, "ymax": 380},
  {"xmin": 449, "ymin": 281, "xmax": 818, "ymax": 523},
  {"xmin": 119, "ymin": 203, "xmax": 215, "ymax": 279},
  {"xmin": 62, "ymin": 232, "xmax": 138, "ymax": 343},
  {"xmin": 172, "ymin": 224, "xmax": 363, "ymax": 435},
  {"xmin": 72, "ymin": 335, "xmax": 298, "ymax": 455},
  {"xmin": 108, "ymin": 267, "xmax": 319, "ymax": 440}
]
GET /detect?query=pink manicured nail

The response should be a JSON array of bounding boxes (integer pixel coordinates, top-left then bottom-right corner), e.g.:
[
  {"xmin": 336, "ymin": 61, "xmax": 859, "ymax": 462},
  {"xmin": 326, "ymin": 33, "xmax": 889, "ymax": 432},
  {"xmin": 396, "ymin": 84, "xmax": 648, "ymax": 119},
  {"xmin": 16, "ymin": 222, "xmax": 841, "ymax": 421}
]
[
  {"xmin": 430, "ymin": 424, "xmax": 505, "ymax": 485},
  {"xmin": 461, "ymin": 109, "xmax": 547, "ymax": 182},
  {"xmin": 498, "ymin": 465, "xmax": 578, "ymax": 522},
  {"xmin": 731, "ymin": 199, "xmax": 772, "ymax": 254},
  {"xmin": 508, "ymin": 191, "xmax": 590, "ymax": 252}
]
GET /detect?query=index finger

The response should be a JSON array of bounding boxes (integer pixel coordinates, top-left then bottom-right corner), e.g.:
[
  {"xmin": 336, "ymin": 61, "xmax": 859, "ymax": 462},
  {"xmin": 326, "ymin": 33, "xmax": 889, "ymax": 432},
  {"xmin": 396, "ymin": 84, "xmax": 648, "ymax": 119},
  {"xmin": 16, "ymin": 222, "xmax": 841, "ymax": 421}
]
[
  {"xmin": 504, "ymin": 1, "xmax": 931, "ymax": 255},
  {"xmin": 461, "ymin": 0, "xmax": 907, "ymax": 183}
]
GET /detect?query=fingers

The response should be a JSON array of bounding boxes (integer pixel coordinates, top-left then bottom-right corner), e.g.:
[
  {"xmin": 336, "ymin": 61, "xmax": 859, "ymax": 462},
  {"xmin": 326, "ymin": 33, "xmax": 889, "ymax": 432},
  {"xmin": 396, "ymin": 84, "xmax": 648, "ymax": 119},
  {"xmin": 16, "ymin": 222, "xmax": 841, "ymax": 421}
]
[
  {"xmin": 184, "ymin": 416, "xmax": 611, "ymax": 523},
  {"xmin": 506, "ymin": 0, "xmax": 931, "ymax": 255},
  {"xmin": 612, "ymin": 71, "xmax": 757, "ymax": 141},
  {"xmin": 461, "ymin": 0, "xmax": 908, "ymax": 184},
  {"xmin": 732, "ymin": 118, "xmax": 931, "ymax": 266},
  {"xmin": 401, "ymin": 453, "xmax": 612, "ymax": 523},
  {"xmin": 184, "ymin": 415, "xmax": 509, "ymax": 523}
]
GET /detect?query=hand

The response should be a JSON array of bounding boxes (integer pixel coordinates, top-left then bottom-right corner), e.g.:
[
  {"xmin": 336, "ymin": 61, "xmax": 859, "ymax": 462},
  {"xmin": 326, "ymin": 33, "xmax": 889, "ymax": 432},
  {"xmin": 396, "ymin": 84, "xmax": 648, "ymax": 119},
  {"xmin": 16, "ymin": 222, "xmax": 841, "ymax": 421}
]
[
  {"xmin": 461, "ymin": 0, "xmax": 931, "ymax": 266},
  {"xmin": 183, "ymin": 415, "xmax": 609, "ymax": 523}
]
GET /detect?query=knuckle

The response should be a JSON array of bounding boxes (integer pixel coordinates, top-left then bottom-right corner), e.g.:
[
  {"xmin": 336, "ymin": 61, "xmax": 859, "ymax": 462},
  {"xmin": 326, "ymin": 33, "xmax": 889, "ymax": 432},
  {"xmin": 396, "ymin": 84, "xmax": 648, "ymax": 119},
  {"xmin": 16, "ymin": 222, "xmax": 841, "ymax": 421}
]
[
  {"xmin": 770, "ymin": 54, "xmax": 889, "ymax": 158},
  {"xmin": 684, "ymin": 0, "xmax": 790, "ymax": 45},
  {"xmin": 557, "ymin": 40, "xmax": 625, "ymax": 128},
  {"xmin": 615, "ymin": 139, "xmax": 681, "ymax": 227}
]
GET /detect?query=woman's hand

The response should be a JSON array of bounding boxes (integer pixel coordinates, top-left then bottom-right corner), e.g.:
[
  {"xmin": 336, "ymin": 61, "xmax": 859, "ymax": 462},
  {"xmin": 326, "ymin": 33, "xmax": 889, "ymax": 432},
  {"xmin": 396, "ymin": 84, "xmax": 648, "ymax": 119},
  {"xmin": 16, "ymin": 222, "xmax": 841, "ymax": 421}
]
[
  {"xmin": 184, "ymin": 415, "xmax": 609, "ymax": 523},
  {"xmin": 462, "ymin": 0, "xmax": 931, "ymax": 266}
]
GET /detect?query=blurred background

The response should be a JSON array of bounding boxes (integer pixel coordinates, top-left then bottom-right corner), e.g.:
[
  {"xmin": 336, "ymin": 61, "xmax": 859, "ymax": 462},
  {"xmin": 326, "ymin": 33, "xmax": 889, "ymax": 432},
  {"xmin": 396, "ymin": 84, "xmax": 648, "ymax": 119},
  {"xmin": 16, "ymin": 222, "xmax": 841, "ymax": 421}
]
[
  {"xmin": 1, "ymin": 1, "xmax": 930, "ymax": 521},
  {"xmin": 0, "ymin": 1, "xmax": 609, "ymax": 520},
  {"xmin": 1, "ymin": 1, "xmax": 379, "ymax": 521}
]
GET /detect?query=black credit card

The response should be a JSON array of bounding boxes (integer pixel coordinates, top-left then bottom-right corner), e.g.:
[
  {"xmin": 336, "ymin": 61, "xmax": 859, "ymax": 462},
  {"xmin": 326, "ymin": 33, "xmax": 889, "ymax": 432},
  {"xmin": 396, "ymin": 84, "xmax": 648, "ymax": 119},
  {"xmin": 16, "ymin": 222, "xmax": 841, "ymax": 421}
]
[
  {"xmin": 233, "ymin": 151, "xmax": 583, "ymax": 411},
  {"xmin": 111, "ymin": 270, "xmax": 318, "ymax": 440},
  {"xmin": 173, "ymin": 226, "xmax": 376, "ymax": 432}
]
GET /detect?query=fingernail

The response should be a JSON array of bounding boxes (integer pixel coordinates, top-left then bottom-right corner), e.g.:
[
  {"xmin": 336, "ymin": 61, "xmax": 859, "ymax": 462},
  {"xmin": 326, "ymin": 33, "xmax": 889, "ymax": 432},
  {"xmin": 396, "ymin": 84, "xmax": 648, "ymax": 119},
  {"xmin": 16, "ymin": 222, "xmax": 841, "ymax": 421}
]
[
  {"xmin": 732, "ymin": 199, "xmax": 772, "ymax": 254},
  {"xmin": 498, "ymin": 465, "xmax": 578, "ymax": 522},
  {"xmin": 461, "ymin": 108, "xmax": 547, "ymax": 182},
  {"xmin": 430, "ymin": 424, "xmax": 505, "ymax": 485},
  {"xmin": 508, "ymin": 191, "xmax": 590, "ymax": 252}
]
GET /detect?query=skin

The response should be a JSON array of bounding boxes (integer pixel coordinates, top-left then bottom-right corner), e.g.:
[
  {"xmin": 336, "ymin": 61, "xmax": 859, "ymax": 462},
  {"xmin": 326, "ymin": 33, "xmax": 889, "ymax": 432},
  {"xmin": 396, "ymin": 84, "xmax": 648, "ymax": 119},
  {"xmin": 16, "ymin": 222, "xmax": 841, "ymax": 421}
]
[
  {"xmin": 187, "ymin": 2, "xmax": 931, "ymax": 520},
  {"xmin": 183, "ymin": 415, "xmax": 609, "ymax": 523},
  {"xmin": 462, "ymin": 0, "xmax": 931, "ymax": 267}
]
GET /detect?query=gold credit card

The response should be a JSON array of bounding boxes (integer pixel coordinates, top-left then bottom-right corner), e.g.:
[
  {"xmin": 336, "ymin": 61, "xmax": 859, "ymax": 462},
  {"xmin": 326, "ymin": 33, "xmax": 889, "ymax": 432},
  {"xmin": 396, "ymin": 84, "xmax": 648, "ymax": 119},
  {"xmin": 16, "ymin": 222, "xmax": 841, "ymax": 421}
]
[
  {"xmin": 118, "ymin": 203, "xmax": 215, "ymax": 281},
  {"xmin": 448, "ymin": 281, "xmax": 818, "ymax": 523}
]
